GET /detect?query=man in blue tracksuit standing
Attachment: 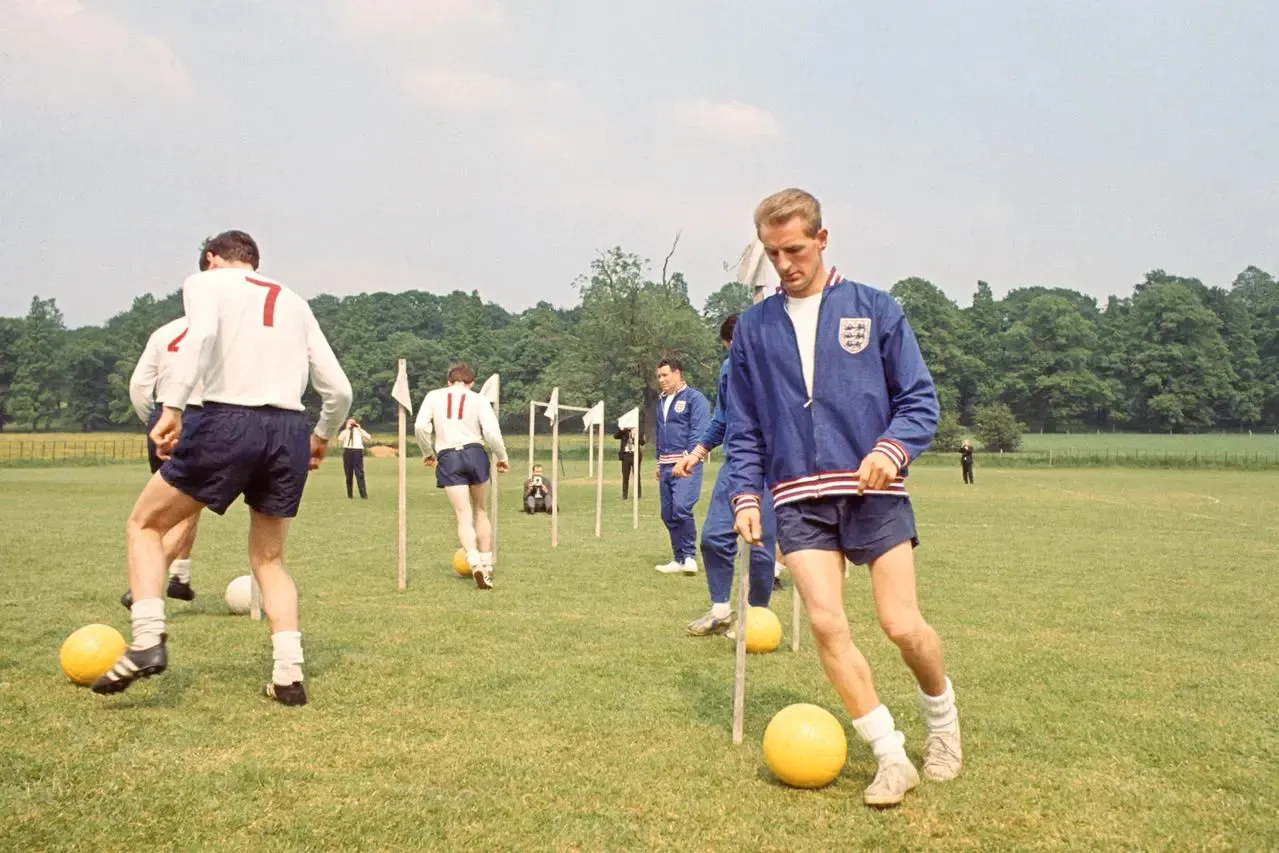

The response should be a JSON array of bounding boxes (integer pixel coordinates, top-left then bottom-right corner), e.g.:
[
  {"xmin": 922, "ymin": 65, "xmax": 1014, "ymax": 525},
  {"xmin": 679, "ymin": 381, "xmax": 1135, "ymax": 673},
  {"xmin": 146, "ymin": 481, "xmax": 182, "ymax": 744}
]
[
  {"xmin": 653, "ymin": 357, "xmax": 711, "ymax": 576},
  {"xmin": 673, "ymin": 314, "xmax": 778, "ymax": 636},
  {"xmin": 726, "ymin": 188, "xmax": 961, "ymax": 808}
]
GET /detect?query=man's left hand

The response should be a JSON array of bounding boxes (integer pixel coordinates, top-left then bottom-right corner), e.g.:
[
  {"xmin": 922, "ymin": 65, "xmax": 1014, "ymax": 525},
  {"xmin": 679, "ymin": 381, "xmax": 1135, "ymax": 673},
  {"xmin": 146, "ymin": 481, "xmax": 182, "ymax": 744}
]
[
  {"xmin": 496, "ymin": 460, "xmax": 509, "ymax": 473},
  {"xmin": 423, "ymin": 455, "xmax": 437, "ymax": 468},
  {"xmin": 857, "ymin": 451, "xmax": 899, "ymax": 494}
]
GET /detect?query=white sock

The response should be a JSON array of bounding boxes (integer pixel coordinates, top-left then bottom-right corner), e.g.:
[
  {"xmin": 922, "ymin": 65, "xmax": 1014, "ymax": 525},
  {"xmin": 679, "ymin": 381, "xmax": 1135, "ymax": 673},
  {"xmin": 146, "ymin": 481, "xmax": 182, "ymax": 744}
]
[
  {"xmin": 852, "ymin": 704, "xmax": 908, "ymax": 765},
  {"xmin": 271, "ymin": 630, "xmax": 304, "ymax": 685},
  {"xmin": 774, "ymin": 561, "xmax": 785, "ymax": 577},
  {"xmin": 130, "ymin": 598, "xmax": 166, "ymax": 650},
  {"xmin": 466, "ymin": 550, "xmax": 482, "ymax": 569},
  {"xmin": 479, "ymin": 551, "xmax": 493, "ymax": 568},
  {"xmin": 710, "ymin": 602, "xmax": 731, "ymax": 620},
  {"xmin": 169, "ymin": 559, "xmax": 192, "ymax": 583},
  {"xmin": 918, "ymin": 676, "xmax": 958, "ymax": 733}
]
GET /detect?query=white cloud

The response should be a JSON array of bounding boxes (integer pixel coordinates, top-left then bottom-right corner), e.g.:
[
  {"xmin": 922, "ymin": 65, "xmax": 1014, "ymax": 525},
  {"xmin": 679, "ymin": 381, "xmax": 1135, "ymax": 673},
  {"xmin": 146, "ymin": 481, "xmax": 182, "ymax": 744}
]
[
  {"xmin": 403, "ymin": 67, "xmax": 519, "ymax": 112},
  {"xmin": 0, "ymin": 0, "xmax": 190, "ymax": 107},
  {"xmin": 333, "ymin": 0, "xmax": 504, "ymax": 37},
  {"xmin": 668, "ymin": 99, "xmax": 782, "ymax": 139}
]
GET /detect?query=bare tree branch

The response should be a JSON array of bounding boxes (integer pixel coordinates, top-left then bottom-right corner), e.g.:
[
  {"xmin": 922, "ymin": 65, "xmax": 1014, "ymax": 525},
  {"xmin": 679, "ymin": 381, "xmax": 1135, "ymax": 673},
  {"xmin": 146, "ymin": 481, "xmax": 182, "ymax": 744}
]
[{"xmin": 661, "ymin": 230, "xmax": 682, "ymax": 288}]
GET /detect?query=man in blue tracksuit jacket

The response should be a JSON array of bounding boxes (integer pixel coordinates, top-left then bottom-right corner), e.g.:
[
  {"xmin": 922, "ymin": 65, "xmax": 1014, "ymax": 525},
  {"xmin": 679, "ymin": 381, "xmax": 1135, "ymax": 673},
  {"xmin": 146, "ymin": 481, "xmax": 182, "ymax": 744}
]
[
  {"xmin": 726, "ymin": 187, "xmax": 961, "ymax": 808},
  {"xmin": 673, "ymin": 313, "xmax": 778, "ymax": 636},
  {"xmin": 653, "ymin": 357, "xmax": 711, "ymax": 575}
]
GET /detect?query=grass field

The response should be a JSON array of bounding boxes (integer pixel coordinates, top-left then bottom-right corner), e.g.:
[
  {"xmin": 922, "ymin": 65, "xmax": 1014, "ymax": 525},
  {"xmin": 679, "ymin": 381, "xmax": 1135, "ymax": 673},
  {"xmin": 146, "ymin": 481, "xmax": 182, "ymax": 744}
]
[{"xmin": 1, "ymin": 460, "xmax": 1276, "ymax": 851}]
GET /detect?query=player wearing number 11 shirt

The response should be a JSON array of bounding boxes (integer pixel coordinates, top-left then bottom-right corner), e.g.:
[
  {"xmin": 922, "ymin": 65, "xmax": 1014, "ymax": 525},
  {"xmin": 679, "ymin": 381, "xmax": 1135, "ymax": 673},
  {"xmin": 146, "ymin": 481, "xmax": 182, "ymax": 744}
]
[{"xmin": 93, "ymin": 230, "xmax": 353, "ymax": 708}]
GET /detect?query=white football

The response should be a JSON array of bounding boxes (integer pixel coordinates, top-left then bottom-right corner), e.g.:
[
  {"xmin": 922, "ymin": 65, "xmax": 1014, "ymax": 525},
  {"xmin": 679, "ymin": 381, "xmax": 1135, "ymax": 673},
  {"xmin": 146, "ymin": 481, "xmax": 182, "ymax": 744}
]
[{"xmin": 224, "ymin": 575, "xmax": 254, "ymax": 615}]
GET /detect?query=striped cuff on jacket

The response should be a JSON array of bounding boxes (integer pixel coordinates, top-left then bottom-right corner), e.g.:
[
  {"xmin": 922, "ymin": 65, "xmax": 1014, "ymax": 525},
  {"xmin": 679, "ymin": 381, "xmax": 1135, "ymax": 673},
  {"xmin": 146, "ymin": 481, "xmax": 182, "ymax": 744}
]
[
  {"xmin": 871, "ymin": 438, "xmax": 909, "ymax": 471},
  {"xmin": 690, "ymin": 445, "xmax": 709, "ymax": 462},
  {"xmin": 731, "ymin": 493, "xmax": 761, "ymax": 514}
]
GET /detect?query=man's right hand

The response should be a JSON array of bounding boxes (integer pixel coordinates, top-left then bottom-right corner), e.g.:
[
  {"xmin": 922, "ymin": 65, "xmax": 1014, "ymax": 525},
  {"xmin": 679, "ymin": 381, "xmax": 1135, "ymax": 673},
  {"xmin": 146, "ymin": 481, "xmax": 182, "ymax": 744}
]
[
  {"xmin": 423, "ymin": 455, "xmax": 436, "ymax": 467},
  {"xmin": 308, "ymin": 434, "xmax": 329, "ymax": 470},
  {"xmin": 734, "ymin": 507, "xmax": 763, "ymax": 546},
  {"xmin": 150, "ymin": 407, "xmax": 183, "ymax": 460},
  {"xmin": 672, "ymin": 455, "xmax": 695, "ymax": 479}
]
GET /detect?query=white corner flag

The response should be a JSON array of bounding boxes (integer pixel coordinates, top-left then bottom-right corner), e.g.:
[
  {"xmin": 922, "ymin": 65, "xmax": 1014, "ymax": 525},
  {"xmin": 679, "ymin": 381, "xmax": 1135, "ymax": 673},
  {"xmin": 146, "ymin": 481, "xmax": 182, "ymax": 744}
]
[
  {"xmin": 617, "ymin": 406, "xmax": 639, "ymax": 431},
  {"xmin": 736, "ymin": 238, "xmax": 774, "ymax": 303},
  {"xmin": 581, "ymin": 400, "xmax": 604, "ymax": 432},
  {"xmin": 544, "ymin": 387, "xmax": 560, "ymax": 424},
  {"xmin": 391, "ymin": 362, "xmax": 414, "ymax": 414},
  {"xmin": 479, "ymin": 373, "xmax": 500, "ymax": 405}
]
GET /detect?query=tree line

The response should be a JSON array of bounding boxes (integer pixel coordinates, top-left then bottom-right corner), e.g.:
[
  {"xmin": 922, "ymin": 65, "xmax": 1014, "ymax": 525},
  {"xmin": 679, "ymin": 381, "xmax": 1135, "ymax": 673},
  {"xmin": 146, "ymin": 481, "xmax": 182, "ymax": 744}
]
[{"xmin": 2, "ymin": 250, "xmax": 1276, "ymax": 441}]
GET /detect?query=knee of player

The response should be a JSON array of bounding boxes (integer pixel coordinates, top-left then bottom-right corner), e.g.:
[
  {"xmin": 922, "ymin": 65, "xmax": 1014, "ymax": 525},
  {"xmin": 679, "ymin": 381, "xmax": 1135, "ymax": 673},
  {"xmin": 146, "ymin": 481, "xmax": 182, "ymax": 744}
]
[
  {"xmin": 878, "ymin": 613, "xmax": 927, "ymax": 647},
  {"xmin": 806, "ymin": 605, "xmax": 850, "ymax": 644}
]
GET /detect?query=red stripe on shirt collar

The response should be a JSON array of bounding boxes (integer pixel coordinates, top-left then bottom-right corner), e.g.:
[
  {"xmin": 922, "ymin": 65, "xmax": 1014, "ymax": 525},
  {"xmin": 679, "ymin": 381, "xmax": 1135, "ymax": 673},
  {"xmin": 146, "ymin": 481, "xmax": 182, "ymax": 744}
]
[{"xmin": 775, "ymin": 266, "xmax": 843, "ymax": 295}]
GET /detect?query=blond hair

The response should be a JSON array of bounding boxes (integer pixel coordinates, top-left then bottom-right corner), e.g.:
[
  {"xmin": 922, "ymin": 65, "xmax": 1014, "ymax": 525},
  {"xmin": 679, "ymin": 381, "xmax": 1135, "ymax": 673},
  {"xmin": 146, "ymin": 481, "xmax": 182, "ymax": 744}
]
[{"xmin": 754, "ymin": 188, "xmax": 822, "ymax": 237}]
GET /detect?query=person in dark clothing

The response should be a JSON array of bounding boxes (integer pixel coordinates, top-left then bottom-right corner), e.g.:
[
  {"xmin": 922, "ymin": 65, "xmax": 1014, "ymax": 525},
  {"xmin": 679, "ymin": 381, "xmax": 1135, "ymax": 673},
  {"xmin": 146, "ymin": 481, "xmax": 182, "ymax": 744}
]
[
  {"xmin": 613, "ymin": 427, "xmax": 645, "ymax": 499},
  {"xmin": 523, "ymin": 464, "xmax": 552, "ymax": 513},
  {"xmin": 959, "ymin": 440, "xmax": 974, "ymax": 484},
  {"xmin": 338, "ymin": 417, "xmax": 371, "ymax": 498}
]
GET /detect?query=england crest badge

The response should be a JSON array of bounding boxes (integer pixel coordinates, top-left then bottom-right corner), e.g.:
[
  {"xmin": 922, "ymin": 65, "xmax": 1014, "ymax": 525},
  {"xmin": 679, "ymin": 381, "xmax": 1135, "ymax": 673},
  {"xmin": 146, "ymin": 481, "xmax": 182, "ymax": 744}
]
[
  {"xmin": 674, "ymin": 400, "xmax": 687, "ymax": 414},
  {"xmin": 839, "ymin": 318, "xmax": 871, "ymax": 354}
]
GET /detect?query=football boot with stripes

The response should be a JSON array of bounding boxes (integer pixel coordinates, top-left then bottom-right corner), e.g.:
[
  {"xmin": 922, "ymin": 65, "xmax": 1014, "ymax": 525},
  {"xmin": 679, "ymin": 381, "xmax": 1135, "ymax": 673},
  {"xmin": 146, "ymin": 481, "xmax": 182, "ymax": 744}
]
[{"xmin": 90, "ymin": 635, "xmax": 168, "ymax": 695}]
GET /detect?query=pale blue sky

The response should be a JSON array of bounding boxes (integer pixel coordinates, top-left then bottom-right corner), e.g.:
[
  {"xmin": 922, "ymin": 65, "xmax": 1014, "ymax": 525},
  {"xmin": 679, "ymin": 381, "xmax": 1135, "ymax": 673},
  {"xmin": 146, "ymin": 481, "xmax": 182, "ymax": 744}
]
[{"xmin": 2, "ymin": 0, "xmax": 1276, "ymax": 326}]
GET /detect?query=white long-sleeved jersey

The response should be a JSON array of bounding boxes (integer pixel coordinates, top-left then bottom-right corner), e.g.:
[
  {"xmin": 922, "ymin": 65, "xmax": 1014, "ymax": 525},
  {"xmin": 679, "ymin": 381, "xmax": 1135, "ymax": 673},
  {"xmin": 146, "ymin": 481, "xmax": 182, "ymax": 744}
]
[
  {"xmin": 163, "ymin": 267, "xmax": 353, "ymax": 440},
  {"xmin": 415, "ymin": 385, "xmax": 508, "ymax": 463},
  {"xmin": 128, "ymin": 317, "xmax": 205, "ymax": 424}
]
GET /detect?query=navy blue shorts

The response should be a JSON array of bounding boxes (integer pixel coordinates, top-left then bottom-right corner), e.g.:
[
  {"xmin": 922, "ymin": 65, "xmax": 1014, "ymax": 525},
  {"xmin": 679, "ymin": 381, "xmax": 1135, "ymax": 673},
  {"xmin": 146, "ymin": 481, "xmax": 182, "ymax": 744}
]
[
  {"xmin": 774, "ymin": 495, "xmax": 919, "ymax": 566},
  {"xmin": 159, "ymin": 402, "xmax": 312, "ymax": 517},
  {"xmin": 146, "ymin": 405, "xmax": 204, "ymax": 473},
  {"xmin": 436, "ymin": 444, "xmax": 490, "ymax": 488}
]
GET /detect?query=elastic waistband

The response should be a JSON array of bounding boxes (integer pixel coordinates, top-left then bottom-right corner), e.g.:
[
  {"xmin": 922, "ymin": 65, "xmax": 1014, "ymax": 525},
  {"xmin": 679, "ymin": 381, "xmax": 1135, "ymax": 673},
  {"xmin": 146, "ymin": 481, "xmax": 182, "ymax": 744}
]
[
  {"xmin": 201, "ymin": 402, "xmax": 302, "ymax": 416},
  {"xmin": 439, "ymin": 442, "xmax": 483, "ymax": 453}
]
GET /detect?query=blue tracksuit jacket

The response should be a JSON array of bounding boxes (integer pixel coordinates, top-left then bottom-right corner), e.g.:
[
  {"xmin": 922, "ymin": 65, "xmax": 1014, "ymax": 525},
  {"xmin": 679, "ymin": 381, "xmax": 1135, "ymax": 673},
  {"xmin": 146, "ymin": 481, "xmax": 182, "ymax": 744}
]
[
  {"xmin": 690, "ymin": 358, "xmax": 731, "ymax": 460},
  {"xmin": 655, "ymin": 384, "xmax": 711, "ymax": 466},
  {"xmin": 725, "ymin": 269, "xmax": 939, "ymax": 513}
]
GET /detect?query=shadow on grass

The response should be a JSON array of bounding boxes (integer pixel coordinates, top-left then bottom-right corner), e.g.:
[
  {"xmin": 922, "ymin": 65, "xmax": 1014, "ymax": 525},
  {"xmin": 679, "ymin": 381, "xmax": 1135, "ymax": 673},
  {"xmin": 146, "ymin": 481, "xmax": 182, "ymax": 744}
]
[
  {"xmin": 94, "ymin": 667, "xmax": 193, "ymax": 710},
  {"xmin": 675, "ymin": 665, "xmax": 812, "ymax": 731}
]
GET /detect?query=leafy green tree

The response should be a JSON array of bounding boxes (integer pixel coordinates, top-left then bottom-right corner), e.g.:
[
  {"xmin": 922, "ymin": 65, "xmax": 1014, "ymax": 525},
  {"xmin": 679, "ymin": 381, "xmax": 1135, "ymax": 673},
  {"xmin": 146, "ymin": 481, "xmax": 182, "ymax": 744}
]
[
  {"xmin": 931, "ymin": 410, "xmax": 963, "ymax": 453},
  {"xmin": 701, "ymin": 281, "xmax": 752, "ymax": 325},
  {"xmin": 996, "ymin": 294, "xmax": 1111, "ymax": 431},
  {"xmin": 1119, "ymin": 275, "xmax": 1237, "ymax": 430},
  {"xmin": 890, "ymin": 277, "xmax": 980, "ymax": 414},
  {"xmin": 974, "ymin": 403, "xmax": 1024, "ymax": 452},
  {"xmin": 5, "ymin": 297, "xmax": 67, "ymax": 430},
  {"xmin": 1231, "ymin": 266, "xmax": 1279, "ymax": 426}
]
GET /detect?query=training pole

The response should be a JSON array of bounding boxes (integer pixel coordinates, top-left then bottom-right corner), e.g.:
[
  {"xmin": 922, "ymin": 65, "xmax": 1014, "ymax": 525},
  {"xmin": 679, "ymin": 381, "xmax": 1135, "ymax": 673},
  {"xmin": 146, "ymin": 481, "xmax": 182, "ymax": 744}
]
[
  {"xmin": 631, "ymin": 421, "xmax": 639, "ymax": 529},
  {"xmin": 732, "ymin": 540, "xmax": 750, "ymax": 744},
  {"xmin": 490, "ymin": 392, "xmax": 500, "ymax": 562},
  {"xmin": 527, "ymin": 400, "xmax": 535, "ymax": 475},
  {"xmin": 588, "ymin": 419, "xmax": 594, "ymax": 478},
  {"xmin": 397, "ymin": 359, "xmax": 408, "ymax": 591},
  {"xmin": 791, "ymin": 558, "xmax": 800, "ymax": 652},
  {"xmin": 550, "ymin": 393, "xmax": 560, "ymax": 548},
  {"xmin": 594, "ymin": 404, "xmax": 604, "ymax": 538},
  {"xmin": 250, "ymin": 578, "xmax": 262, "ymax": 621}
]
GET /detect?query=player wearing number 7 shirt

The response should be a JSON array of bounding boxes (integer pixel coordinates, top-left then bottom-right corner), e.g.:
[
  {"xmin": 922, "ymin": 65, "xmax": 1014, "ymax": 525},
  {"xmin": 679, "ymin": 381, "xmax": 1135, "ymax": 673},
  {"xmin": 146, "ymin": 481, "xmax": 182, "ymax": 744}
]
[{"xmin": 92, "ymin": 230, "xmax": 353, "ymax": 707}]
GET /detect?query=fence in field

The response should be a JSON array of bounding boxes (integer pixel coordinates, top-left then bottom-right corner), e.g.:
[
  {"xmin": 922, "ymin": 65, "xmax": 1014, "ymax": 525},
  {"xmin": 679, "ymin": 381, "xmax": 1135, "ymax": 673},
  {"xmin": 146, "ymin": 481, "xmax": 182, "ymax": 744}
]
[
  {"xmin": 912, "ymin": 447, "xmax": 1279, "ymax": 470},
  {"xmin": 2, "ymin": 436, "xmax": 1277, "ymax": 470},
  {"xmin": 0, "ymin": 438, "xmax": 150, "ymax": 464},
  {"xmin": 0, "ymin": 435, "xmax": 599, "ymax": 467}
]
